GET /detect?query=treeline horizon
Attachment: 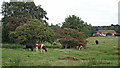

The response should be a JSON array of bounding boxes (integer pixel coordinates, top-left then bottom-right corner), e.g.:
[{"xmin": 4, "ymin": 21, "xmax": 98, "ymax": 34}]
[{"xmin": 1, "ymin": 2, "xmax": 119, "ymax": 48}]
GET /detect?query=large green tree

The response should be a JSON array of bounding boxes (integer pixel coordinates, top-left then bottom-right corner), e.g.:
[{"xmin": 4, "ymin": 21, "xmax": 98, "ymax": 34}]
[
  {"xmin": 62, "ymin": 15, "xmax": 92, "ymax": 37},
  {"xmin": 9, "ymin": 19, "xmax": 56, "ymax": 44},
  {"xmin": 1, "ymin": 2, "xmax": 49, "ymax": 43},
  {"xmin": 1, "ymin": 2, "xmax": 48, "ymax": 24}
]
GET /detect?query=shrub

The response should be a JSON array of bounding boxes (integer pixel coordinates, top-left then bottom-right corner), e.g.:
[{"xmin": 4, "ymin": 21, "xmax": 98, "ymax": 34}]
[
  {"xmin": 57, "ymin": 28, "xmax": 87, "ymax": 49},
  {"xmin": 2, "ymin": 44, "xmax": 25, "ymax": 49}
]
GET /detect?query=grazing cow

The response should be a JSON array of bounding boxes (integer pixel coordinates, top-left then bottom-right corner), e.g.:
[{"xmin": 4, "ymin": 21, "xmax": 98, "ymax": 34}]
[
  {"xmin": 95, "ymin": 40, "xmax": 99, "ymax": 45},
  {"xmin": 77, "ymin": 42, "xmax": 85, "ymax": 50},
  {"xmin": 36, "ymin": 44, "xmax": 47, "ymax": 52},
  {"xmin": 25, "ymin": 43, "xmax": 34, "ymax": 51}
]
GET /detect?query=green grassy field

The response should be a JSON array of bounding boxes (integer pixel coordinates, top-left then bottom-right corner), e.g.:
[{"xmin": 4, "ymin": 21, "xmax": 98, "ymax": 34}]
[{"xmin": 2, "ymin": 37, "xmax": 119, "ymax": 66}]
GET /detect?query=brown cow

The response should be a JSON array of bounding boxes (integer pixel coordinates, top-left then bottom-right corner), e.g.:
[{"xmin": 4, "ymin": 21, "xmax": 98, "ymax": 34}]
[
  {"xmin": 77, "ymin": 42, "xmax": 85, "ymax": 50},
  {"xmin": 36, "ymin": 44, "xmax": 47, "ymax": 52}
]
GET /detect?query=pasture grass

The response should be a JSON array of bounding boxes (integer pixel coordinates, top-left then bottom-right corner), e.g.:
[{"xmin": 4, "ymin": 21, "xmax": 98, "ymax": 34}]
[{"xmin": 2, "ymin": 37, "xmax": 119, "ymax": 66}]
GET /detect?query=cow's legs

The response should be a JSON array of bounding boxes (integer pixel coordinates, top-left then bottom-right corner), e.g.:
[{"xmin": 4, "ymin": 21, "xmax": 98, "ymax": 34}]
[
  {"xmin": 77, "ymin": 46, "xmax": 78, "ymax": 49},
  {"xmin": 25, "ymin": 48, "xmax": 27, "ymax": 51},
  {"xmin": 79, "ymin": 47, "xmax": 80, "ymax": 50},
  {"xmin": 80, "ymin": 46, "xmax": 83, "ymax": 50},
  {"xmin": 25, "ymin": 48, "xmax": 29, "ymax": 51},
  {"xmin": 43, "ymin": 49, "xmax": 45, "ymax": 53},
  {"xmin": 31, "ymin": 48, "xmax": 33, "ymax": 51},
  {"xmin": 79, "ymin": 46, "xmax": 83, "ymax": 50},
  {"xmin": 36, "ymin": 47, "xmax": 38, "ymax": 52},
  {"xmin": 41, "ymin": 48, "xmax": 42, "ymax": 52}
]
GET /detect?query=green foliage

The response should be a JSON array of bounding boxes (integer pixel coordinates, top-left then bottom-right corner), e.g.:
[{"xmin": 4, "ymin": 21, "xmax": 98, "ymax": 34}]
[
  {"xmin": 9, "ymin": 19, "xmax": 56, "ymax": 44},
  {"xmin": 62, "ymin": 15, "xmax": 84, "ymax": 30},
  {"xmin": 1, "ymin": 2, "xmax": 48, "ymax": 24},
  {"xmin": 57, "ymin": 28, "xmax": 87, "ymax": 49},
  {"xmin": 62, "ymin": 15, "xmax": 92, "ymax": 37},
  {"xmin": 2, "ymin": 44, "xmax": 24, "ymax": 49},
  {"xmin": 2, "ymin": 26, "xmax": 10, "ymax": 43},
  {"xmin": 48, "ymin": 23, "xmax": 62, "ymax": 46},
  {"xmin": 106, "ymin": 33, "xmax": 112, "ymax": 36},
  {"xmin": 4, "ymin": 17, "xmax": 28, "ymax": 32},
  {"xmin": 1, "ymin": 2, "xmax": 49, "ymax": 43},
  {"xmin": 2, "ymin": 17, "xmax": 28, "ymax": 43},
  {"xmin": 50, "ymin": 23, "xmax": 61, "ymax": 32}
]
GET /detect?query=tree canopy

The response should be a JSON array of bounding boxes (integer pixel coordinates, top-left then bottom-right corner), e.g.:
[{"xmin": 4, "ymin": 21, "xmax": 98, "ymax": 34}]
[
  {"xmin": 9, "ymin": 19, "xmax": 56, "ymax": 44},
  {"xmin": 2, "ymin": 2, "xmax": 48, "ymax": 24},
  {"xmin": 62, "ymin": 15, "xmax": 92, "ymax": 37},
  {"xmin": 1, "ymin": 2, "xmax": 49, "ymax": 43}
]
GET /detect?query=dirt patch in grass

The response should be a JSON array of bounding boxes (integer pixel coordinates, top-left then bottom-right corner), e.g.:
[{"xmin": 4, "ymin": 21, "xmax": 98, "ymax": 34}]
[
  {"xmin": 114, "ymin": 48, "xmax": 120, "ymax": 50},
  {"xmin": 115, "ymin": 53, "xmax": 120, "ymax": 55},
  {"xmin": 58, "ymin": 57, "xmax": 79, "ymax": 61}
]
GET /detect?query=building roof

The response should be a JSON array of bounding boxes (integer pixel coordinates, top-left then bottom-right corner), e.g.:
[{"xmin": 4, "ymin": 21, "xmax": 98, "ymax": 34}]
[
  {"xmin": 98, "ymin": 30, "xmax": 106, "ymax": 32},
  {"xmin": 97, "ymin": 30, "xmax": 116, "ymax": 34},
  {"xmin": 107, "ymin": 30, "xmax": 116, "ymax": 32}
]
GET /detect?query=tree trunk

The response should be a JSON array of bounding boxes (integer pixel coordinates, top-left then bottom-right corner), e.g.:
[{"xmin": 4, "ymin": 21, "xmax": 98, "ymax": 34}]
[
  {"xmin": 51, "ymin": 43, "xmax": 54, "ymax": 48},
  {"xmin": 65, "ymin": 45, "xmax": 67, "ymax": 49}
]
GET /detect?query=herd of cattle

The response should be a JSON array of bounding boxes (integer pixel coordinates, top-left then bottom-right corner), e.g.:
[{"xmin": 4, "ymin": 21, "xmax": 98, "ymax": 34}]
[{"xmin": 25, "ymin": 40, "xmax": 99, "ymax": 52}]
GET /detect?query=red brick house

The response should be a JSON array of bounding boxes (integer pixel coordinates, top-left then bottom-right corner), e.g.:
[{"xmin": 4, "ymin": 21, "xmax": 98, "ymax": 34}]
[{"xmin": 97, "ymin": 30, "xmax": 117, "ymax": 36}]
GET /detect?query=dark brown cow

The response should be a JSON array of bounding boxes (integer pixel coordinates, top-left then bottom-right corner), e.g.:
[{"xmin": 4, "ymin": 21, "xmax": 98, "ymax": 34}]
[
  {"xmin": 95, "ymin": 40, "xmax": 99, "ymax": 45},
  {"xmin": 25, "ymin": 43, "xmax": 34, "ymax": 51}
]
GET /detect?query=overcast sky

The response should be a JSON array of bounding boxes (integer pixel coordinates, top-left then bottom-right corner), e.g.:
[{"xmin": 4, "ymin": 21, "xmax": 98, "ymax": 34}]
[{"xmin": 0, "ymin": 0, "xmax": 119, "ymax": 26}]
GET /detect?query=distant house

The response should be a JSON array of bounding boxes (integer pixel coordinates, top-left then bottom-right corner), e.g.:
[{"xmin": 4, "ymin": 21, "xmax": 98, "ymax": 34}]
[{"xmin": 97, "ymin": 30, "xmax": 117, "ymax": 36}]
